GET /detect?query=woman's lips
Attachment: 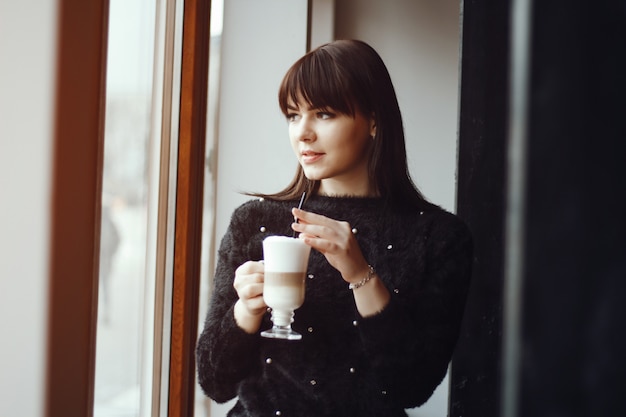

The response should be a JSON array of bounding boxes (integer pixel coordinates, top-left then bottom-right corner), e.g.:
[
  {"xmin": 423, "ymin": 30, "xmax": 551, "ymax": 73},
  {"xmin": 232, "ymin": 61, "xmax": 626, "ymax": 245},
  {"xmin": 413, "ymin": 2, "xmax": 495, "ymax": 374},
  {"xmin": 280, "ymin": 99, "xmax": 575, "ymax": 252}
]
[{"xmin": 301, "ymin": 151, "xmax": 324, "ymax": 164}]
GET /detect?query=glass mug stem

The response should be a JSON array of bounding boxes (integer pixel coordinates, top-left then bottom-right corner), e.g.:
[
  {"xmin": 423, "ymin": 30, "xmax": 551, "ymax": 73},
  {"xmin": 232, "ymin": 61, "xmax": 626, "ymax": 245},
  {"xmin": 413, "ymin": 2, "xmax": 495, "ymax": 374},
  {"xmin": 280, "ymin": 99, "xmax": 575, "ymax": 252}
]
[{"xmin": 261, "ymin": 309, "xmax": 302, "ymax": 340}]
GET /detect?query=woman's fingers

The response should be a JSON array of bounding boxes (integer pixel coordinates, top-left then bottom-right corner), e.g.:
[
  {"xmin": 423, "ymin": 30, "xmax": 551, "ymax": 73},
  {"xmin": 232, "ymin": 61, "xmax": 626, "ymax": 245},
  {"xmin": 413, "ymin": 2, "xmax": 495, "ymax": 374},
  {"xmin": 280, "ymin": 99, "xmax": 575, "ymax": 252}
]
[
  {"xmin": 292, "ymin": 208, "xmax": 368, "ymax": 281},
  {"xmin": 233, "ymin": 261, "xmax": 267, "ymax": 315},
  {"xmin": 292, "ymin": 207, "xmax": 333, "ymax": 227},
  {"xmin": 238, "ymin": 282, "xmax": 264, "ymax": 299},
  {"xmin": 292, "ymin": 222, "xmax": 334, "ymax": 242},
  {"xmin": 296, "ymin": 231, "xmax": 340, "ymax": 253},
  {"xmin": 236, "ymin": 260, "xmax": 265, "ymax": 275},
  {"xmin": 241, "ymin": 285, "xmax": 266, "ymax": 309},
  {"xmin": 292, "ymin": 208, "xmax": 350, "ymax": 239},
  {"xmin": 233, "ymin": 270, "xmax": 264, "ymax": 293}
]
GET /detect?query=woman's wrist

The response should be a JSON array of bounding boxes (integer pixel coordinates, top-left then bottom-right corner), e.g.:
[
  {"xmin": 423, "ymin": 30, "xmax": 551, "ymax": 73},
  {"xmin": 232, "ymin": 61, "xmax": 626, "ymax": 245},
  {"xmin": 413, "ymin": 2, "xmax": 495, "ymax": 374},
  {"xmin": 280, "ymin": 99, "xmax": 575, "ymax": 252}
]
[
  {"xmin": 348, "ymin": 264, "xmax": 376, "ymax": 290},
  {"xmin": 343, "ymin": 262, "xmax": 374, "ymax": 285},
  {"xmin": 350, "ymin": 268, "xmax": 391, "ymax": 317}
]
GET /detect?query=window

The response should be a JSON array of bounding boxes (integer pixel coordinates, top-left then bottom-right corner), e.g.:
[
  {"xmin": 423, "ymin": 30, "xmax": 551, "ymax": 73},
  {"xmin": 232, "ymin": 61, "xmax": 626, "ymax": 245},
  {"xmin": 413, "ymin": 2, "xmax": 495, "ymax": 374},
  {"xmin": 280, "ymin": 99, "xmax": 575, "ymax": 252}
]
[
  {"xmin": 94, "ymin": 0, "xmax": 211, "ymax": 416},
  {"xmin": 94, "ymin": 0, "xmax": 166, "ymax": 415}
]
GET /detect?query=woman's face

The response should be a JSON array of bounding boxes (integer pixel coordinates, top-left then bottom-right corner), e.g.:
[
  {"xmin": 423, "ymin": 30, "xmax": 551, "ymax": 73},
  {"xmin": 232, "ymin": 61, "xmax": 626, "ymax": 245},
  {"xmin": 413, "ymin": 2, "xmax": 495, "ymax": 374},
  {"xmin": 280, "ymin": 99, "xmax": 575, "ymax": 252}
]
[{"xmin": 287, "ymin": 98, "xmax": 376, "ymax": 196}]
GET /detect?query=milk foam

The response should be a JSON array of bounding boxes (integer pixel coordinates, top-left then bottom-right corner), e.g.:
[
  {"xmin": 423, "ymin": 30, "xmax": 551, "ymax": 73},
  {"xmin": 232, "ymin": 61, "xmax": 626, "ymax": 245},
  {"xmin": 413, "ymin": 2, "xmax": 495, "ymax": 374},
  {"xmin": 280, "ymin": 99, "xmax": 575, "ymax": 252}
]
[{"xmin": 262, "ymin": 236, "xmax": 311, "ymax": 272}]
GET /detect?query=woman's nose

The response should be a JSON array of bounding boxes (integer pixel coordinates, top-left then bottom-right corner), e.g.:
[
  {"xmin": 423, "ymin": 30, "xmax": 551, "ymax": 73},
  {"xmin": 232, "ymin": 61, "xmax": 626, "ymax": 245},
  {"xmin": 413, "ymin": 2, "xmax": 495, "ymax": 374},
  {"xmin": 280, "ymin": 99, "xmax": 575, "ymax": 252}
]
[{"xmin": 294, "ymin": 118, "xmax": 315, "ymax": 142}]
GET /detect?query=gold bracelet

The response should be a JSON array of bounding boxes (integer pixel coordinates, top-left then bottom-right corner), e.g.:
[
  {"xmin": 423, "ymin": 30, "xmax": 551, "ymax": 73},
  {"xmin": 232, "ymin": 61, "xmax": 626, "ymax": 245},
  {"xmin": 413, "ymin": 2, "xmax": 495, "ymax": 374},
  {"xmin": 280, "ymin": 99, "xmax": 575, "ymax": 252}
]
[{"xmin": 348, "ymin": 265, "xmax": 375, "ymax": 290}]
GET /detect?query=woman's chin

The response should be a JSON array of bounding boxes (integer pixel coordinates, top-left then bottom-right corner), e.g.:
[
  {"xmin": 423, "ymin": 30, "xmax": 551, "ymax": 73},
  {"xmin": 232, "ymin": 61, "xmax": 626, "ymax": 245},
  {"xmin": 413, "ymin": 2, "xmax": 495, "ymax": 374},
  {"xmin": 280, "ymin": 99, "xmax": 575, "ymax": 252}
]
[{"xmin": 301, "ymin": 169, "xmax": 324, "ymax": 181}]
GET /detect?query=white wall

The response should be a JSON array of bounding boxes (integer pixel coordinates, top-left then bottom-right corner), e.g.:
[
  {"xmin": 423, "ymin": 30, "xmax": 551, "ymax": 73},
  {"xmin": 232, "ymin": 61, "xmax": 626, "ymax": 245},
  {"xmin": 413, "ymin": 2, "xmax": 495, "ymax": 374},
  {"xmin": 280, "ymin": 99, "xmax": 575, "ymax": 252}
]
[{"xmin": 0, "ymin": 1, "xmax": 57, "ymax": 416}]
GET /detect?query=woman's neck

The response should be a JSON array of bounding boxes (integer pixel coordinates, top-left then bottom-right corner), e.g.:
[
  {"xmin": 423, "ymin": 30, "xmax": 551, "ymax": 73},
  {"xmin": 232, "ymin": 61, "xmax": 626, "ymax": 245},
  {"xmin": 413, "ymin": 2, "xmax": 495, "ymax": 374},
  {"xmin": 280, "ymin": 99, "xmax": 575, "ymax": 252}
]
[{"xmin": 317, "ymin": 179, "xmax": 378, "ymax": 198}]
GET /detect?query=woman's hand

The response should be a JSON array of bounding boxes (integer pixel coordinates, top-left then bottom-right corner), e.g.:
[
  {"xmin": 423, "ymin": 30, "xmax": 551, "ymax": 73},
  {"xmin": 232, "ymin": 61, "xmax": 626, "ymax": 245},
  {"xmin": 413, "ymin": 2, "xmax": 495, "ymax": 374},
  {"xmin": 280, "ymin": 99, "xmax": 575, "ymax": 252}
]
[
  {"xmin": 292, "ymin": 207, "xmax": 390, "ymax": 317},
  {"xmin": 233, "ymin": 260, "xmax": 266, "ymax": 333},
  {"xmin": 291, "ymin": 208, "xmax": 370, "ymax": 284}
]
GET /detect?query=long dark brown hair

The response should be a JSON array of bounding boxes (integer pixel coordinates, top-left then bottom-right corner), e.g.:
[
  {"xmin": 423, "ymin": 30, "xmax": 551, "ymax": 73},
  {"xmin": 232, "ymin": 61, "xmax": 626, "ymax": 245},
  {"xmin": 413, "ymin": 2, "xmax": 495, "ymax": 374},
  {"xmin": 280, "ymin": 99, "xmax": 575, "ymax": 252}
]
[{"xmin": 252, "ymin": 39, "xmax": 437, "ymax": 212}]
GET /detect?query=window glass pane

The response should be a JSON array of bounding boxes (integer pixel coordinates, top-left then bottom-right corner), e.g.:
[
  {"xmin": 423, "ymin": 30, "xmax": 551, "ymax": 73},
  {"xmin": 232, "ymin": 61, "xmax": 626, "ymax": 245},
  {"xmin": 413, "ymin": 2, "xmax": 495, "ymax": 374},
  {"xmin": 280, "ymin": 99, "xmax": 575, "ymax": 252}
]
[
  {"xmin": 95, "ymin": 0, "xmax": 158, "ymax": 416},
  {"xmin": 195, "ymin": 0, "xmax": 223, "ymax": 416}
]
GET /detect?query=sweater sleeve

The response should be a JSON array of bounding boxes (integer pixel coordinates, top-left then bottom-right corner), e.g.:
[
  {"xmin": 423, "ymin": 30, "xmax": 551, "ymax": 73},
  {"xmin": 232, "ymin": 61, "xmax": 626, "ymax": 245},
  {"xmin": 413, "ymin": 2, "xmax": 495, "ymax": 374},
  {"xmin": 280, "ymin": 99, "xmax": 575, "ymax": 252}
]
[
  {"xmin": 357, "ymin": 212, "xmax": 473, "ymax": 408},
  {"xmin": 196, "ymin": 207, "xmax": 262, "ymax": 403}
]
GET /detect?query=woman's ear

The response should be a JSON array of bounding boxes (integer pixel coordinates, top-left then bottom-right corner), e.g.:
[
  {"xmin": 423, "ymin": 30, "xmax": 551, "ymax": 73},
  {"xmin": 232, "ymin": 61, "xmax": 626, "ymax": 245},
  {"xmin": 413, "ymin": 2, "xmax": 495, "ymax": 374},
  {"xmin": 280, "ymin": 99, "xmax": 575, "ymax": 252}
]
[{"xmin": 369, "ymin": 113, "xmax": 377, "ymax": 138}]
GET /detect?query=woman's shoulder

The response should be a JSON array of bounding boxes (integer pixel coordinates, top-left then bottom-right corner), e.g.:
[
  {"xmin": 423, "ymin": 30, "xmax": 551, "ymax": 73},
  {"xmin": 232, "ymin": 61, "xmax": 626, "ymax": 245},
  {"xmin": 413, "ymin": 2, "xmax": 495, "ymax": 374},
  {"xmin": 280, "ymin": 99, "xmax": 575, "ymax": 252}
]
[
  {"xmin": 426, "ymin": 206, "xmax": 468, "ymax": 226},
  {"xmin": 232, "ymin": 197, "xmax": 293, "ymax": 216},
  {"xmin": 419, "ymin": 207, "xmax": 473, "ymax": 254},
  {"xmin": 404, "ymin": 205, "xmax": 472, "ymax": 242},
  {"xmin": 229, "ymin": 197, "xmax": 297, "ymax": 231},
  {"xmin": 222, "ymin": 198, "xmax": 296, "ymax": 255}
]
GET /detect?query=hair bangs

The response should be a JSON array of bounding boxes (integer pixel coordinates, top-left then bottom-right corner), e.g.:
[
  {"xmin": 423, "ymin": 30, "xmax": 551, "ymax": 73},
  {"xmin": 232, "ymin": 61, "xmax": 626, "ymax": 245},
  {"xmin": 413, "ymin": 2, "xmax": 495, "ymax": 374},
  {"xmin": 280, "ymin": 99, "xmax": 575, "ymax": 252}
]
[{"xmin": 279, "ymin": 50, "xmax": 357, "ymax": 117}]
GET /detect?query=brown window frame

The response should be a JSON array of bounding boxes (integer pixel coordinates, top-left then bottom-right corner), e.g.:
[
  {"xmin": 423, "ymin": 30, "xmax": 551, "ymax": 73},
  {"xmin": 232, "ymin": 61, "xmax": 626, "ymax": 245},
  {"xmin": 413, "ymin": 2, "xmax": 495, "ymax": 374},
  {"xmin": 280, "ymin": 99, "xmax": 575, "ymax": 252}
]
[{"xmin": 168, "ymin": 0, "xmax": 211, "ymax": 415}]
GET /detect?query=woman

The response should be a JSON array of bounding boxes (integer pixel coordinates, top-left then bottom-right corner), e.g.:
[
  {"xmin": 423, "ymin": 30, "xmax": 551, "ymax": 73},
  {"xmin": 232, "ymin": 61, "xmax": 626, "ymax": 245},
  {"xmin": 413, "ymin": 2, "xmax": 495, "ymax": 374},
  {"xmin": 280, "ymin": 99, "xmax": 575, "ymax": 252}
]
[{"xmin": 196, "ymin": 39, "xmax": 473, "ymax": 416}]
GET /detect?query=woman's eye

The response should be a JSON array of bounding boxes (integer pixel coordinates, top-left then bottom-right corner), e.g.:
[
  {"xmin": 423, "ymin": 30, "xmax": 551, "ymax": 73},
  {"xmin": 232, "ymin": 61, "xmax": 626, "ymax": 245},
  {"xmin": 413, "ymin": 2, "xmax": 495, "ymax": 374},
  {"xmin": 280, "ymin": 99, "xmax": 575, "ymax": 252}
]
[
  {"xmin": 318, "ymin": 112, "xmax": 334, "ymax": 120},
  {"xmin": 286, "ymin": 113, "xmax": 300, "ymax": 122}
]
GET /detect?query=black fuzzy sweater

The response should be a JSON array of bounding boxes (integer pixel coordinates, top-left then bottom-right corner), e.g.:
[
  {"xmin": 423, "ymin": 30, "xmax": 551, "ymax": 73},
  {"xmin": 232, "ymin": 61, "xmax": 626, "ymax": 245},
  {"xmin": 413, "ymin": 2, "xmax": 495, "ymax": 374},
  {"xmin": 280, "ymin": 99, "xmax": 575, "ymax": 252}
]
[{"xmin": 196, "ymin": 195, "xmax": 473, "ymax": 417}]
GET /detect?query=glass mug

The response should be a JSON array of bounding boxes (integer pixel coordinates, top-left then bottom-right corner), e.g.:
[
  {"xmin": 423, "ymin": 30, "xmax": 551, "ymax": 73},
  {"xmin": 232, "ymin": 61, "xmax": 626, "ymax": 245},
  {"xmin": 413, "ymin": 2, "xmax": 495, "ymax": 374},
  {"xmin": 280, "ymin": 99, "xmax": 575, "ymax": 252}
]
[{"xmin": 261, "ymin": 235, "xmax": 311, "ymax": 340}]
